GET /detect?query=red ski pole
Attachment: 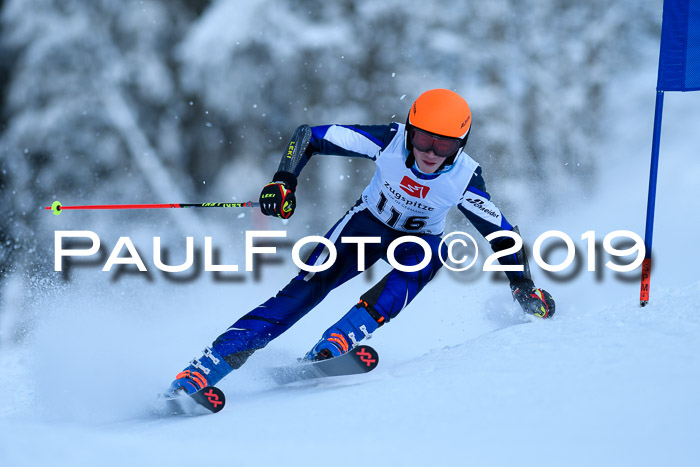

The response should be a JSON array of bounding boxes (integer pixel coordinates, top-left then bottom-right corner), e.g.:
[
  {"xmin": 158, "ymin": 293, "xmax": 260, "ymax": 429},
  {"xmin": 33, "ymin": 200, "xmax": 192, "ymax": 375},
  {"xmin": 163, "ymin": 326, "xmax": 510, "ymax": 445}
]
[{"xmin": 44, "ymin": 200, "xmax": 259, "ymax": 216}]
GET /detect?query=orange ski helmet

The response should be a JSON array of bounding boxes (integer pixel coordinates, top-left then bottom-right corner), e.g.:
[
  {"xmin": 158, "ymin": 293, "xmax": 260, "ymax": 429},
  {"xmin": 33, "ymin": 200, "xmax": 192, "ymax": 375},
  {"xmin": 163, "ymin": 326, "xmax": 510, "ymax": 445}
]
[{"xmin": 405, "ymin": 88, "xmax": 472, "ymax": 159}]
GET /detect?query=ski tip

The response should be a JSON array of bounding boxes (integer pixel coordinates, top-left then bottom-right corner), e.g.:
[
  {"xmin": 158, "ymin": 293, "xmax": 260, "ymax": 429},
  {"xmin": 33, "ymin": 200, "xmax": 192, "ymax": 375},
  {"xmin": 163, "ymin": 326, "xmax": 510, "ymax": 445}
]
[
  {"xmin": 352, "ymin": 345, "xmax": 379, "ymax": 372},
  {"xmin": 192, "ymin": 386, "xmax": 226, "ymax": 413},
  {"xmin": 158, "ymin": 386, "xmax": 226, "ymax": 415}
]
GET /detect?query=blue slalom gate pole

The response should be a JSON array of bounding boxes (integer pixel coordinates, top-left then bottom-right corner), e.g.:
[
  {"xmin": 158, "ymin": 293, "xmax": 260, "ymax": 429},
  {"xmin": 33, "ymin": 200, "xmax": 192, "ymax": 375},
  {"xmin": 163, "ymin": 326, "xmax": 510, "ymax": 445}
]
[{"xmin": 640, "ymin": 90, "xmax": 665, "ymax": 307}]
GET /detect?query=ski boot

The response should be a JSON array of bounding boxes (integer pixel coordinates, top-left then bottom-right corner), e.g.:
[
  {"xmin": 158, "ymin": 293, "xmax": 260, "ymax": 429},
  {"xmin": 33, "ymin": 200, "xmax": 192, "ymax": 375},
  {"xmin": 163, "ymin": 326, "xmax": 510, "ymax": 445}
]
[
  {"xmin": 169, "ymin": 346, "xmax": 233, "ymax": 395},
  {"xmin": 304, "ymin": 301, "xmax": 384, "ymax": 361}
]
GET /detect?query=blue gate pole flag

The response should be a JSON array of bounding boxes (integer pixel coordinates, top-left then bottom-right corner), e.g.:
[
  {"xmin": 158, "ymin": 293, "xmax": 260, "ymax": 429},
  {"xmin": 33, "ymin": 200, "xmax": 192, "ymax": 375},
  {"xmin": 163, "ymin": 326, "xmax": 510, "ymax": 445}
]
[{"xmin": 641, "ymin": 0, "xmax": 700, "ymax": 306}]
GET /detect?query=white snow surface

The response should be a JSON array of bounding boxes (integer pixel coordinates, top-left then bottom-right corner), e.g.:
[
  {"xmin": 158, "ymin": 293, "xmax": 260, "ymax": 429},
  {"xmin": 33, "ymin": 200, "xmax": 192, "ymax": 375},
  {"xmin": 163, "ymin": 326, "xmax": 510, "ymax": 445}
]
[{"xmin": 2, "ymin": 58, "xmax": 700, "ymax": 467}]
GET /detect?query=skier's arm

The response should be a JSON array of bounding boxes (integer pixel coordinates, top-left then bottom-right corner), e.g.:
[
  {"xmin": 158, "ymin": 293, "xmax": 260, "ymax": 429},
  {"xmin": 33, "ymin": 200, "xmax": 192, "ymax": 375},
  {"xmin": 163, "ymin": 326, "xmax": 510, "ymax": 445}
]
[
  {"xmin": 260, "ymin": 123, "xmax": 398, "ymax": 218},
  {"xmin": 457, "ymin": 167, "xmax": 555, "ymax": 318},
  {"xmin": 277, "ymin": 123, "xmax": 398, "ymax": 178},
  {"xmin": 457, "ymin": 167, "xmax": 529, "ymax": 283}
]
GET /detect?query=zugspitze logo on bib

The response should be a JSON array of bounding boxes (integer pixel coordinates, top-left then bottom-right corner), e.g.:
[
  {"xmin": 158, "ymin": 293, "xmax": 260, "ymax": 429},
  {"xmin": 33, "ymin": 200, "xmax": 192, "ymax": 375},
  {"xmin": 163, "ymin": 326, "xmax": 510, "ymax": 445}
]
[{"xmin": 399, "ymin": 176, "xmax": 430, "ymax": 199}]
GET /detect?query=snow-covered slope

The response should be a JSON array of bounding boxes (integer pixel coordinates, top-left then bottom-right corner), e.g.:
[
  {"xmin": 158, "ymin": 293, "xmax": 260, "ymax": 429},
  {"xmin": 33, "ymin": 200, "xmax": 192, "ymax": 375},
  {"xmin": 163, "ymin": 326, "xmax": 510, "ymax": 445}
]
[
  {"xmin": 2, "ymin": 46, "xmax": 700, "ymax": 467},
  {"xmin": 1, "ymin": 280, "xmax": 699, "ymax": 467}
]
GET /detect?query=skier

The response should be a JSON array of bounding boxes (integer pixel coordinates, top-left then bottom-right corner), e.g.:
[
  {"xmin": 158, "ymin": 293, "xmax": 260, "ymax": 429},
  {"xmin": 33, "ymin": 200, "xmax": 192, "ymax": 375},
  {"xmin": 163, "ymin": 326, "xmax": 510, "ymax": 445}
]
[{"xmin": 168, "ymin": 88, "xmax": 555, "ymax": 395}]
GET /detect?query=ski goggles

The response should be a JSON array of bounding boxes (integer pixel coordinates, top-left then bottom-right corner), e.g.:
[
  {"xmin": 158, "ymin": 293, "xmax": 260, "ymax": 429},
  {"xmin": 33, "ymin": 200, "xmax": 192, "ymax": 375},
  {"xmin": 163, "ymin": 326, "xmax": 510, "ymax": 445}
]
[{"xmin": 409, "ymin": 127, "xmax": 464, "ymax": 158}]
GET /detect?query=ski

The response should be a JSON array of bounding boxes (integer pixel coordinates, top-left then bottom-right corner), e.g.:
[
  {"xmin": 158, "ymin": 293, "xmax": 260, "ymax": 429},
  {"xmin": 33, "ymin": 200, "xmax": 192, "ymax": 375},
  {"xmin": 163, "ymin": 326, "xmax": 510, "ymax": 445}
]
[
  {"xmin": 270, "ymin": 345, "xmax": 379, "ymax": 385},
  {"xmin": 160, "ymin": 385, "xmax": 226, "ymax": 415}
]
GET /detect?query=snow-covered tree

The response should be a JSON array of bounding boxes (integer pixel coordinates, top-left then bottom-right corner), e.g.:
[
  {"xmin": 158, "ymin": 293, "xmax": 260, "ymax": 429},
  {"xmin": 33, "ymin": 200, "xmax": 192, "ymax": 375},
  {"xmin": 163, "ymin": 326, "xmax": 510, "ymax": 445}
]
[
  {"xmin": 0, "ymin": 0, "xmax": 206, "ymax": 342},
  {"xmin": 0, "ymin": 0, "xmax": 660, "ymax": 328}
]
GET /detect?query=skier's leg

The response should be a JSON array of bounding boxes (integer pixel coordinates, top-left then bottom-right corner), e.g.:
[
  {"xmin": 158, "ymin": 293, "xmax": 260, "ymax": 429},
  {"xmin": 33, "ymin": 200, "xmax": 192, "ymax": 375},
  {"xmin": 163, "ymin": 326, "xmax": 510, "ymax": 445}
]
[
  {"xmin": 168, "ymin": 272, "xmax": 353, "ymax": 394},
  {"xmin": 305, "ymin": 234, "xmax": 445, "ymax": 360},
  {"xmin": 169, "ymin": 207, "xmax": 384, "ymax": 393}
]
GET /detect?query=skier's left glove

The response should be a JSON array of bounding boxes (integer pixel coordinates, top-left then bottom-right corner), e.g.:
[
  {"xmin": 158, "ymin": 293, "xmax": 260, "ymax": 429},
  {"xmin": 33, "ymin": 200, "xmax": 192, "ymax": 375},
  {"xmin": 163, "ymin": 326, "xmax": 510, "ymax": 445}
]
[
  {"xmin": 511, "ymin": 279, "xmax": 555, "ymax": 319},
  {"xmin": 259, "ymin": 171, "xmax": 297, "ymax": 219}
]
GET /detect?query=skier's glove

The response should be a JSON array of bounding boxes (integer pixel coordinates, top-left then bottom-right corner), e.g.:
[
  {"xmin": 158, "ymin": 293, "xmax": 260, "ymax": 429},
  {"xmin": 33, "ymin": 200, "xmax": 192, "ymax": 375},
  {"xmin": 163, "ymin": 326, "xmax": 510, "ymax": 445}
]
[
  {"xmin": 511, "ymin": 280, "xmax": 555, "ymax": 319},
  {"xmin": 259, "ymin": 171, "xmax": 297, "ymax": 219}
]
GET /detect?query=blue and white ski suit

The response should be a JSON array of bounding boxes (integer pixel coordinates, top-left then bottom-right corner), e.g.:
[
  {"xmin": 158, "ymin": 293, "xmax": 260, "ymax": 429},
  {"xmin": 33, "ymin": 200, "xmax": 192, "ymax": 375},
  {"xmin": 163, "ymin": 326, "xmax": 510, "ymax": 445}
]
[{"xmin": 211, "ymin": 123, "xmax": 529, "ymax": 367}]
